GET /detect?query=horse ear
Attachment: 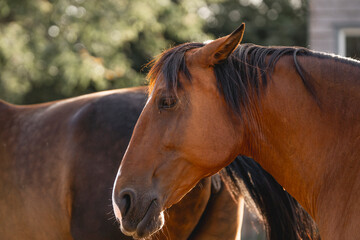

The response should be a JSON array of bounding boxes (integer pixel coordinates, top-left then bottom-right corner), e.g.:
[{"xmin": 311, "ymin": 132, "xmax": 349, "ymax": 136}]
[{"xmin": 192, "ymin": 23, "xmax": 245, "ymax": 66}]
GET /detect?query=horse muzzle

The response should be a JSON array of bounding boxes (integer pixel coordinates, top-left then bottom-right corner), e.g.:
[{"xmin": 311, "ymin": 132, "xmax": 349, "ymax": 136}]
[{"xmin": 113, "ymin": 188, "xmax": 164, "ymax": 239}]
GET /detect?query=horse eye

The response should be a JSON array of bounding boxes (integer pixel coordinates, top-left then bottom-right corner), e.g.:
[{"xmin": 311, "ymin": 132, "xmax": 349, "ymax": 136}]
[{"xmin": 159, "ymin": 97, "xmax": 177, "ymax": 109}]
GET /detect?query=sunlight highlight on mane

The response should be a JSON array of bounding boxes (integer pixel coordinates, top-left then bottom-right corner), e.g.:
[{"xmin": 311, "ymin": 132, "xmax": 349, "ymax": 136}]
[
  {"xmin": 311, "ymin": 49, "xmax": 360, "ymax": 65},
  {"xmin": 146, "ymin": 43, "xmax": 204, "ymax": 97}
]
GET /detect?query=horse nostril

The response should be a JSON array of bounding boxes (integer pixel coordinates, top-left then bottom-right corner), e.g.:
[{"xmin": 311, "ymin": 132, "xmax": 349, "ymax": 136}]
[
  {"xmin": 120, "ymin": 194, "xmax": 131, "ymax": 217},
  {"xmin": 117, "ymin": 189, "xmax": 136, "ymax": 218}
]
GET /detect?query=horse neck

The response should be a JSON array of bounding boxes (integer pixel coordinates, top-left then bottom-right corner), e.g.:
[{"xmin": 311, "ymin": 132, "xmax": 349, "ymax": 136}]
[{"xmin": 242, "ymin": 54, "xmax": 360, "ymax": 220}]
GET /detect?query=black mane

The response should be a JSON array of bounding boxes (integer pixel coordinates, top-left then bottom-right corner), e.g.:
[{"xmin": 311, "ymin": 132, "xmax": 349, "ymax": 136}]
[
  {"xmin": 148, "ymin": 42, "xmax": 360, "ymax": 118},
  {"xmin": 147, "ymin": 42, "xmax": 204, "ymax": 95},
  {"xmin": 220, "ymin": 156, "xmax": 321, "ymax": 240},
  {"xmin": 214, "ymin": 44, "xmax": 317, "ymax": 116}
]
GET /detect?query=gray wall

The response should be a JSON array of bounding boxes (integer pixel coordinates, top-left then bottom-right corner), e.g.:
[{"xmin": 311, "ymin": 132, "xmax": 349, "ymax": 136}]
[{"xmin": 309, "ymin": 0, "xmax": 360, "ymax": 54}]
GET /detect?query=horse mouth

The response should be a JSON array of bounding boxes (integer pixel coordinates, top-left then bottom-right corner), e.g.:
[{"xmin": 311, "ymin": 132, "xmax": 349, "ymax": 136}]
[{"xmin": 121, "ymin": 199, "xmax": 164, "ymax": 239}]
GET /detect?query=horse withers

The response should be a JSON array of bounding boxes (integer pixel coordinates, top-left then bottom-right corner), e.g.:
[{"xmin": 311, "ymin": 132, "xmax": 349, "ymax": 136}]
[
  {"xmin": 0, "ymin": 87, "xmax": 242, "ymax": 240},
  {"xmin": 113, "ymin": 23, "xmax": 360, "ymax": 240}
]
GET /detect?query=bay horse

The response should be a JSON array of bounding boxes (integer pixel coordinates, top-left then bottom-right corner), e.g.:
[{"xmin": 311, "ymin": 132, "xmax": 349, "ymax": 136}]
[
  {"xmin": 113, "ymin": 23, "xmax": 359, "ymax": 240},
  {"xmin": 0, "ymin": 87, "xmax": 242, "ymax": 239}
]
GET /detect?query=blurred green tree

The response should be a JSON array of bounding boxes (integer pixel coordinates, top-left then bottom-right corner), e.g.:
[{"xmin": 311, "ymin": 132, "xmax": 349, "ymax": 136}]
[
  {"xmin": 0, "ymin": 0, "xmax": 307, "ymax": 104},
  {"xmin": 202, "ymin": 0, "xmax": 307, "ymax": 46},
  {"xmin": 0, "ymin": 0, "xmax": 210, "ymax": 103}
]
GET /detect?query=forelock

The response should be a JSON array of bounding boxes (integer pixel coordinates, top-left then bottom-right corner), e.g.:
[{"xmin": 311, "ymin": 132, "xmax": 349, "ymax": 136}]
[{"xmin": 147, "ymin": 42, "xmax": 204, "ymax": 97}]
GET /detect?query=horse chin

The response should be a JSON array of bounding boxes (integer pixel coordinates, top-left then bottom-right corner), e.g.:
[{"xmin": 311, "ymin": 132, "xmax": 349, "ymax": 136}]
[{"xmin": 119, "ymin": 201, "xmax": 165, "ymax": 239}]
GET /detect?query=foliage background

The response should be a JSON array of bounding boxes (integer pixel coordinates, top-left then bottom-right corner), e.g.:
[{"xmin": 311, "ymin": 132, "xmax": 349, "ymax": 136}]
[{"xmin": 0, "ymin": 0, "xmax": 307, "ymax": 104}]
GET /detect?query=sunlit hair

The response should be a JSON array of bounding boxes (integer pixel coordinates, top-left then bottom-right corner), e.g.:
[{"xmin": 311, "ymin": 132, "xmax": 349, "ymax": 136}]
[{"xmin": 146, "ymin": 43, "xmax": 204, "ymax": 96}]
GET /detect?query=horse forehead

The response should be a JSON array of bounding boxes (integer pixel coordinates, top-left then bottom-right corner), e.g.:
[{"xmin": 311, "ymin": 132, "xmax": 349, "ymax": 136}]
[
  {"xmin": 185, "ymin": 46, "xmax": 219, "ymax": 70},
  {"xmin": 184, "ymin": 48, "xmax": 202, "ymax": 67}
]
